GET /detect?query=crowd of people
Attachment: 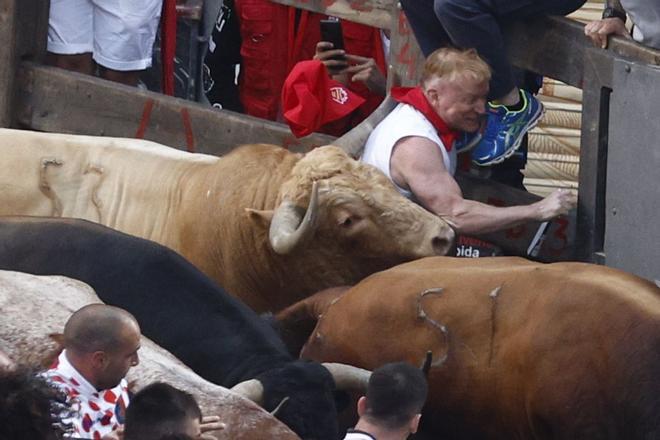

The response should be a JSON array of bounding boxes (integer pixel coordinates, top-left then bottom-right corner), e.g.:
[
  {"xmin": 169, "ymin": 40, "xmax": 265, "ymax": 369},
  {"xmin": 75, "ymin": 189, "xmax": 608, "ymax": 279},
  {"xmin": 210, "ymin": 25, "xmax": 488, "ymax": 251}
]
[
  {"xmin": 0, "ymin": 305, "xmax": 224, "ymax": 440},
  {"xmin": 0, "ymin": 304, "xmax": 425, "ymax": 440}
]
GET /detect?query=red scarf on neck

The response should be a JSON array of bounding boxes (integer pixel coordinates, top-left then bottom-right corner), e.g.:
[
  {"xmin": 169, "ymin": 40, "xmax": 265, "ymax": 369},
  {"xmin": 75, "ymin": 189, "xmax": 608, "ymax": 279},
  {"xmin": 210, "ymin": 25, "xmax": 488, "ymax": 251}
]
[{"xmin": 391, "ymin": 86, "xmax": 458, "ymax": 152}]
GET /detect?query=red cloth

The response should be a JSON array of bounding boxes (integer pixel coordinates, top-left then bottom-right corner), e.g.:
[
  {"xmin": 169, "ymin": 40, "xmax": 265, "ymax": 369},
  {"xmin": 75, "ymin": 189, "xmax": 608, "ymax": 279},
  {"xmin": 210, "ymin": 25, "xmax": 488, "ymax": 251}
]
[
  {"xmin": 391, "ymin": 86, "xmax": 459, "ymax": 151},
  {"xmin": 161, "ymin": 0, "xmax": 177, "ymax": 96},
  {"xmin": 282, "ymin": 60, "xmax": 366, "ymax": 138}
]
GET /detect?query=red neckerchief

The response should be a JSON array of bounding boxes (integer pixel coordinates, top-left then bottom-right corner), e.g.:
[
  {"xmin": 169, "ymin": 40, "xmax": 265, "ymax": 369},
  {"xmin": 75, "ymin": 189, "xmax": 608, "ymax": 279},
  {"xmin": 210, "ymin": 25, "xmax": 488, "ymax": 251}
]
[{"xmin": 391, "ymin": 86, "xmax": 458, "ymax": 152}]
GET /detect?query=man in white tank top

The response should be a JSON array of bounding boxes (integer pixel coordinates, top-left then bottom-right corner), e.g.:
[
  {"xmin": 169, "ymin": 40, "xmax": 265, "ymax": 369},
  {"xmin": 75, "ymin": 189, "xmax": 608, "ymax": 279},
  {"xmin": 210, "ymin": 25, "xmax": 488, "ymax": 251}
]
[{"xmin": 362, "ymin": 47, "xmax": 576, "ymax": 236}]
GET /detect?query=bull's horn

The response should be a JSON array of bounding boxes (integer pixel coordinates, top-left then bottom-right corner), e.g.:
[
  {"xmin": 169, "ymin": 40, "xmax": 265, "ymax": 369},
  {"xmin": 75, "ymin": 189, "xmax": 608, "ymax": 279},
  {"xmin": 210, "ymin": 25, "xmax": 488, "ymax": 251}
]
[
  {"xmin": 322, "ymin": 362, "xmax": 371, "ymax": 391},
  {"xmin": 230, "ymin": 379, "xmax": 264, "ymax": 405},
  {"xmin": 269, "ymin": 181, "xmax": 320, "ymax": 255}
]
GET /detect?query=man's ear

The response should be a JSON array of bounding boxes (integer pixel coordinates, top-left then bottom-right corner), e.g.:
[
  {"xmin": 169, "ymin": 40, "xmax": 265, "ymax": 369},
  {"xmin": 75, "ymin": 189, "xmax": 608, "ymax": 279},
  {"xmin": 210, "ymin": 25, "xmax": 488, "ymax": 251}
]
[
  {"xmin": 409, "ymin": 413, "xmax": 422, "ymax": 434},
  {"xmin": 245, "ymin": 208, "xmax": 274, "ymax": 228},
  {"xmin": 356, "ymin": 396, "xmax": 368, "ymax": 418},
  {"xmin": 90, "ymin": 351, "xmax": 107, "ymax": 369}
]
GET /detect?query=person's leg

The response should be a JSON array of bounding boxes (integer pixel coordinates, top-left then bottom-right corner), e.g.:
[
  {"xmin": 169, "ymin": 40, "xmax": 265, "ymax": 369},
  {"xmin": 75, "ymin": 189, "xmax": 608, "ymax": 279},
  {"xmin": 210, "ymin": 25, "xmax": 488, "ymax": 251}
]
[
  {"xmin": 399, "ymin": 0, "xmax": 452, "ymax": 58},
  {"xmin": 433, "ymin": 0, "xmax": 586, "ymax": 101},
  {"xmin": 47, "ymin": 0, "xmax": 95, "ymax": 75},
  {"xmin": 92, "ymin": 0, "xmax": 163, "ymax": 86},
  {"xmin": 432, "ymin": 0, "xmax": 586, "ymax": 166}
]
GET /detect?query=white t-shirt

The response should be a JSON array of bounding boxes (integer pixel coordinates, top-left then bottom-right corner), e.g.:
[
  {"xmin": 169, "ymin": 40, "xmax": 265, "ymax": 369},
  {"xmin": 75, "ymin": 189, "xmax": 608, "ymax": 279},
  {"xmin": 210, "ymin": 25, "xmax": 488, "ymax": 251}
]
[
  {"xmin": 44, "ymin": 350, "xmax": 130, "ymax": 439},
  {"xmin": 621, "ymin": 0, "xmax": 660, "ymax": 49},
  {"xmin": 361, "ymin": 103, "xmax": 456, "ymax": 199},
  {"xmin": 343, "ymin": 429, "xmax": 377, "ymax": 440}
]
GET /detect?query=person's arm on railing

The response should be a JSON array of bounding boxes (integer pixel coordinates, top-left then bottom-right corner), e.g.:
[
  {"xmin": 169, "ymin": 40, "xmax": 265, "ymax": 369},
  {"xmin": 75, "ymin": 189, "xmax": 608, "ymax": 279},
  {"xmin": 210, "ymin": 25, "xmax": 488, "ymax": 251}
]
[{"xmin": 584, "ymin": 0, "xmax": 631, "ymax": 49}]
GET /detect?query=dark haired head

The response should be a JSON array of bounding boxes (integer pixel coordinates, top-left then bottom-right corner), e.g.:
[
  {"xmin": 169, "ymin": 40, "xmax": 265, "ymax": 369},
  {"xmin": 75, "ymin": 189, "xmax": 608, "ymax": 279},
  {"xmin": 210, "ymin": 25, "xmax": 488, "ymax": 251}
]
[
  {"xmin": 0, "ymin": 367, "xmax": 71, "ymax": 440},
  {"xmin": 363, "ymin": 362, "xmax": 428, "ymax": 430},
  {"xmin": 124, "ymin": 382, "xmax": 202, "ymax": 440}
]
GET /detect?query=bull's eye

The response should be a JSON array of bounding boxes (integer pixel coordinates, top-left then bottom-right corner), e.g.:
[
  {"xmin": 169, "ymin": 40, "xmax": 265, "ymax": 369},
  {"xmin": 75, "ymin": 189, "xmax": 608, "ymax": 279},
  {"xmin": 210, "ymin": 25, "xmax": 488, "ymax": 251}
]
[{"xmin": 341, "ymin": 217, "xmax": 353, "ymax": 227}]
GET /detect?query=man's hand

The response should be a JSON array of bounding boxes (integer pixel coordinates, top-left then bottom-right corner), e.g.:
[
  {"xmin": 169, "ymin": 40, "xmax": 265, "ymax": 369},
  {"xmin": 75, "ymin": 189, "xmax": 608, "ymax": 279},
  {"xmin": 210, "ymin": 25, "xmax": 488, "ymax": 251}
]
[
  {"xmin": 584, "ymin": 17, "xmax": 630, "ymax": 49},
  {"xmin": 343, "ymin": 54, "xmax": 387, "ymax": 96},
  {"xmin": 200, "ymin": 415, "xmax": 226, "ymax": 439},
  {"xmin": 313, "ymin": 41, "xmax": 348, "ymax": 74},
  {"xmin": 534, "ymin": 189, "xmax": 577, "ymax": 221}
]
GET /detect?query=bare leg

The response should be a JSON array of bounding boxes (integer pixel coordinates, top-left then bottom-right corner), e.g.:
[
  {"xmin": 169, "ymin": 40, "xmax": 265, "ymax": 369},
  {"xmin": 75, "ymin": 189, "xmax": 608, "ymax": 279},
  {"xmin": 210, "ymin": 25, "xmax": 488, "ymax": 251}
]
[
  {"xmin": 46, "ymin": 52, "xmax": 94, "ymax": 75},
  {"xmin": 98, "ymin": 66, "xmax": 142, "ymax": 87}
]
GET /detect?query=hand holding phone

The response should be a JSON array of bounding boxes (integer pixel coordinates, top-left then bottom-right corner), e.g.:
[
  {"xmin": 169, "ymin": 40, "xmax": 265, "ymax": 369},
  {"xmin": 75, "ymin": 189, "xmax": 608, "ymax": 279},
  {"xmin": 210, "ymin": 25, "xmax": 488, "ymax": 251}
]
[{"xmin": 318, "ymin": 19, "xmax": 348, "ymax": 73}]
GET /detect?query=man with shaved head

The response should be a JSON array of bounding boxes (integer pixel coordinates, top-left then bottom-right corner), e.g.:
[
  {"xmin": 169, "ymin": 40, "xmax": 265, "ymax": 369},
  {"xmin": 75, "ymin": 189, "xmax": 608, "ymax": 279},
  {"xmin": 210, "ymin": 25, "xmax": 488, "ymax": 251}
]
[{"xmin": 44, "ymin": 304, "xmax": 141, "ymax": 439}]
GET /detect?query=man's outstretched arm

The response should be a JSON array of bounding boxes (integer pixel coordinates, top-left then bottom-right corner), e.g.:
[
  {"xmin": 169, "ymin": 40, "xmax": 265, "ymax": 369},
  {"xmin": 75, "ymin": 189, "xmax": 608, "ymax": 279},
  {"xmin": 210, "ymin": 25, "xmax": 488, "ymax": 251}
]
[{"xmin": 390, "ymin": 136, "xmax": 575, "ymax": 235}]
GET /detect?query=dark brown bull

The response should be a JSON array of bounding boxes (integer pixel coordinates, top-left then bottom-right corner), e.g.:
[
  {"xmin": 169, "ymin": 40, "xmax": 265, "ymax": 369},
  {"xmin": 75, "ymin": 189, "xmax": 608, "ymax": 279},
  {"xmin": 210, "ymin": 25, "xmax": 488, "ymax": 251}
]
[{"xmin": 279, "ymin": 257, "xmax": 660, "ymax": 439}]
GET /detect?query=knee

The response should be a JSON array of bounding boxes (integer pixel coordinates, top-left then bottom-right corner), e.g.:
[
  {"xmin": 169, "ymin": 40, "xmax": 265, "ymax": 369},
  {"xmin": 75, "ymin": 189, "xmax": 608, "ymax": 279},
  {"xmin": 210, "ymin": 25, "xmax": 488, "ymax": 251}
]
[{"xmin": 433, "ymin": 0, "xmax": 470, "ymax": 21}]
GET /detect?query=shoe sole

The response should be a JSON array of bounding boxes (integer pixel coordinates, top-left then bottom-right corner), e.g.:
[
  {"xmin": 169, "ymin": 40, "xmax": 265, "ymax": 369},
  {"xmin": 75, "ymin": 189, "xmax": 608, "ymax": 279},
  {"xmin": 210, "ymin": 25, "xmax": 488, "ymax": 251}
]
[{"xmin": 473, "ymin": 102, "xmax": 545, "ymax": 167}]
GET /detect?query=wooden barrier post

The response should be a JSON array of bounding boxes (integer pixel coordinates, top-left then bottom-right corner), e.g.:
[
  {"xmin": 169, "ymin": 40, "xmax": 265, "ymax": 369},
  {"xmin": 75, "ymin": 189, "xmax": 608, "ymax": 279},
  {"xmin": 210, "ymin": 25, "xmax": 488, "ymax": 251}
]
[{"xmin": 0, "ymin": 0, "xmax": 18, "ymax": 127}]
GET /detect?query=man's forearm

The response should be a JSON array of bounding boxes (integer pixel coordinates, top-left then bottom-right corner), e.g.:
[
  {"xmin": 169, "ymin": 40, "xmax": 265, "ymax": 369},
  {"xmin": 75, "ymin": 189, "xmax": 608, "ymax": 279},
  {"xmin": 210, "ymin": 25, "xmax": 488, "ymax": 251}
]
[{"xmin": 431, "ymin": 198, "xmax": 539, "ymax": 236}]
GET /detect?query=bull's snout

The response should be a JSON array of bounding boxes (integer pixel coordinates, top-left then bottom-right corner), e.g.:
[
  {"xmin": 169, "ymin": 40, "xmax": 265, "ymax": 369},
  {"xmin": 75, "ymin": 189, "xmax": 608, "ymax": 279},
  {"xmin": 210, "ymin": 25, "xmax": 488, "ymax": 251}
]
[{"xmin": 431, "ymin": 225, "xmax": 455, "ymax": 256}]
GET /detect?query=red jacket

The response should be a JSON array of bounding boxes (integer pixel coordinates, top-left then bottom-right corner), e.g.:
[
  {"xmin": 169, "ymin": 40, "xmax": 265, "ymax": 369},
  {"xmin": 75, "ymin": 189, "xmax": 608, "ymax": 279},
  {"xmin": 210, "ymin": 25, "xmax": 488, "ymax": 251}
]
[{"xmin": 236, "ymin": 0, "xmax": 385, "ymax": 124}]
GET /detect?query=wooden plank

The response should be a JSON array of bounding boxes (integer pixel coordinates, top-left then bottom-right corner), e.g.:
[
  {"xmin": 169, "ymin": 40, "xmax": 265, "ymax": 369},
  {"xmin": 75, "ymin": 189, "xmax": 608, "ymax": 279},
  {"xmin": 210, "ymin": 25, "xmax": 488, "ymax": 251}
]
[
  {"xmin": 269, "ymin": 0, "xmax": 394, "ymax": 29},
  {"xmin": 16, "ymin": 63, "xmax": 335, "ymax": 156},
  {"xmin": 387, "ymin": 4, "xmax": 425, "ymax": 88},
  {"xmin": 505, "ymin": 16, "xmax": 660, "ymax": 88},
  {"xmin": 0, "ymin": 0, "xmax": 18, "ymax": 127}
]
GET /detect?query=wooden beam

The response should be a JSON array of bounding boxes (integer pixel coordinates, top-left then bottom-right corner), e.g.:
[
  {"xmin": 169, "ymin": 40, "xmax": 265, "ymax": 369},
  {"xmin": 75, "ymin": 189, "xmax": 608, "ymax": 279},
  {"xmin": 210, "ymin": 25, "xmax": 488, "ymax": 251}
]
[
  {"xmin": 269, "ymin": 0, "xmax": 395, "ymax": 29},
  {"xmin": 0, "ymin": 0, "xmax": 18, "ymax": 127},
  {"xmin": 15, "ymin": 63, "xmax": 335, "ymax": 156},
  {"xmin": 504, "ymin": 16, "xmax": 660, "ymax": 88}
]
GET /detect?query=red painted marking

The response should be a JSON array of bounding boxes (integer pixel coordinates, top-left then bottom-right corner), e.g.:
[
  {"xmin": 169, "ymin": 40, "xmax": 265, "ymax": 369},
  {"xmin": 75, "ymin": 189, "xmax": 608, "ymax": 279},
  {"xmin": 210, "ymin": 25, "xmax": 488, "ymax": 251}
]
[
  {"xmin": 505, "ymin": 224, "xmax": 527, "ymax": 240},
  {"xmin": 180, "ymin": 108, "xmax": 195, "ymax": 152},
  {"xmin": 547, "ymin": 216, "xmax": 569, "ymax": 255},
  {"xmin": 135, "ymin": 99, "xmax": 154, "ymax": 139}
]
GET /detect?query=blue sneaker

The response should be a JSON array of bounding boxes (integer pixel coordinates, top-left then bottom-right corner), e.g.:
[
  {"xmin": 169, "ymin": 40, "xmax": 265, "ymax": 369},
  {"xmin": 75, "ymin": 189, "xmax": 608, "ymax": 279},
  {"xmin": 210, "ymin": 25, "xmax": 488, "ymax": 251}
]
[
  {"xmin": 453, "ymin": 132, "xmax": 482, "ymax": 154},
  {"xmin": 472, "ymin": 90, "xmax": 544, "ymax": 166}
]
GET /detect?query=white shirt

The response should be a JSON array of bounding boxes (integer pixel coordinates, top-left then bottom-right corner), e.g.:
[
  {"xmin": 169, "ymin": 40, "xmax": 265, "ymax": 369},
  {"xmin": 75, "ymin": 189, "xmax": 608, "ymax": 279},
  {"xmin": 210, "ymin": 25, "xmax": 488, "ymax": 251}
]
[
  {"xmin": 44, "ymin": 350, "xmax": 130, "ymax": 439},
  {"xmin": 361, "ymin": 103, "xmax": 457, "ymax": 199},
  {"xmin": 344, "ymin": 429, "xmax": 377, "ymax": 440}
]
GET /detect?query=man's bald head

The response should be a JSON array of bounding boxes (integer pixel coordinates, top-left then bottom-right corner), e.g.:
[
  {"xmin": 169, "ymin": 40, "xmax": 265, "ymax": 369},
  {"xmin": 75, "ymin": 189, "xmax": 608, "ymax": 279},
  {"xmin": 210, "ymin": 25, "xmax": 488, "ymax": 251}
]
[{"xmin": 64, "ymin": 304, "xmax": 140, "ymax": 355}]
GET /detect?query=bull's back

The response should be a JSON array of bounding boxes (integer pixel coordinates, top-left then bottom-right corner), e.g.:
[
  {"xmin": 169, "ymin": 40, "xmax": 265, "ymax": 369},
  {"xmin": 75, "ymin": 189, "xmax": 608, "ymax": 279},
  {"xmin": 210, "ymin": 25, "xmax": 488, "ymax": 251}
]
[
  {"xmin": 304, "ymin": 257, "xmax": 660, "ymax": 438},
  {"xmin": 0, "ymin": 129, "xmax": 217, "ymax": 246}
]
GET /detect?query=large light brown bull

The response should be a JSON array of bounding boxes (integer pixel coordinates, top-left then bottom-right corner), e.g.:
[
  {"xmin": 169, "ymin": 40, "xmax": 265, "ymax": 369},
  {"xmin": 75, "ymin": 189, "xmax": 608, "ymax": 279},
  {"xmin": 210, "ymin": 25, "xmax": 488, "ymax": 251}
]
[
  {"xmin": 0, "ymin": 270, "xmax": 300, "ymax": 440},
  {"xmin": 279, "ymin": 257, "xmax": 660, "ymax": 439},
  {"xmin": 0, "ymin": 128, "xmax": 454, "ymax": 312}
]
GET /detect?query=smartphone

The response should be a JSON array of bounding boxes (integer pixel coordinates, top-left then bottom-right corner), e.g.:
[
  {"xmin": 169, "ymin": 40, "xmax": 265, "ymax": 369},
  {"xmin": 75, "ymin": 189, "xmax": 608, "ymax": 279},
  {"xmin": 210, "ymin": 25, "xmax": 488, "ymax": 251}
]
[{"xmin": 320, "ymin": 19, "xmax": 346, "ymax": 58}]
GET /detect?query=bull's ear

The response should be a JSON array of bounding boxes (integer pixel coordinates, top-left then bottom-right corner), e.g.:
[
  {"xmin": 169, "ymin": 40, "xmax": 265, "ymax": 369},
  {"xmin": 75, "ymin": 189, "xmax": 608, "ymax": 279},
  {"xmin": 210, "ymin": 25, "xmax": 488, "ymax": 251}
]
[{"xmin": 246, "ymin": 208, "xmax": 274, "ymax": 228}]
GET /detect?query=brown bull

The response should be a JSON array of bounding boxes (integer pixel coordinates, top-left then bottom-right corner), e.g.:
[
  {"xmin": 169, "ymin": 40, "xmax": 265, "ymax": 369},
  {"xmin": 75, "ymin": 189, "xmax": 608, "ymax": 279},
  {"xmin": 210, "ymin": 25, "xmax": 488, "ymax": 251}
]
[
  {"xmin": 0, "ymin": 270, "xmax": 300, "ymax": 440},
  {"xmin": 0, "ymin": 129, "xmax": 454, "ymax": 312},
  {"xmin": 280, "ymin": 257, "xmax": 660, "ymax": 439}
]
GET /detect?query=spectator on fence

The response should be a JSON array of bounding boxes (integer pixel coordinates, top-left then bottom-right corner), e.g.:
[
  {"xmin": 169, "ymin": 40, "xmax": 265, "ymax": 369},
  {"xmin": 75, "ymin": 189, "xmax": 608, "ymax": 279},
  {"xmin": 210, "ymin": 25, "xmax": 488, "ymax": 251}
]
[
  {"xmin": 204, "ymin": 0, "xmax": 386, "ymax": 131},
  {"xmin": 584, "ymin": 0, "xmax": 660, "ymax": 50},
  {"xmin": 400, "ymin": 0, "xmax": 586, "ymax": 167},
  {"xmin": 47, "ymin": 0, "xmax": 163, "ymax": 86},
  {"xmin": 343, "ymin": 362, "xmax": 428, "ymax": 440},
  {"xmin": 361, "ymin": 47, "xmax": 576, "ymax": 236}
]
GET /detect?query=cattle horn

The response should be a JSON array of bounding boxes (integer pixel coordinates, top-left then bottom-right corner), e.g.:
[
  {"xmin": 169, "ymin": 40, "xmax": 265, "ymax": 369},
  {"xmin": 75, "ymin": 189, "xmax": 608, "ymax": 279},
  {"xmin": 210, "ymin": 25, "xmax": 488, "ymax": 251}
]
[
  {"xmin": 269, "ymin": 180, "xmax": 320, "ymax": 254},
  {"xmin": 230, "ymin": 379, "xmax": 264, "ymax": 405},
  {"xmin": 322, "ymin": 362, "xmax": 371, "ymax": 391}
]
